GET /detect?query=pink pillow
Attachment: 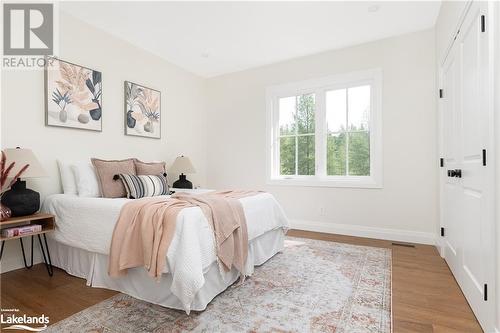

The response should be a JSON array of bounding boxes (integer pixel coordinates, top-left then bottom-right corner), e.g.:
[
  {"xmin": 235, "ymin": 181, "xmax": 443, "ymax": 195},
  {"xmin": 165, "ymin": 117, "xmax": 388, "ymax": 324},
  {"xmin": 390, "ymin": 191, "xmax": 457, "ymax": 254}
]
[
  {"xmin": 91, "ymin": 158, "xmax": 136, "ymax": 198},
  {"xmin": 134, "ymin": 159, "xmax": 166, "ymax": 176}
]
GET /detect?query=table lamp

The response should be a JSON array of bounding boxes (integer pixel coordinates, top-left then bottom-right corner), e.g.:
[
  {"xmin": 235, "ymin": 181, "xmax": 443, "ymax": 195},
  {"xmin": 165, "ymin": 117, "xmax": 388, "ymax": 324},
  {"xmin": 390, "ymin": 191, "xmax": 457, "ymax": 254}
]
[
  {"xmin": 171, "ymin": 155, "xmax": 196, "ymax": 189},
  {"xmin": 1, "ymin": 148, "xmax": 47, "ymax": 217}
]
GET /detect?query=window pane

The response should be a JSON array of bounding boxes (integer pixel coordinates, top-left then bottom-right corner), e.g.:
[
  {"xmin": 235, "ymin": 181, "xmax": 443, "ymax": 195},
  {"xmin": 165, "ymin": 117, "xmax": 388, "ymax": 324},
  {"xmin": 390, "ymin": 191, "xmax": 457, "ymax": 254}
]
[
  {"xmin": 348, "ymin": 85, "xmax": 370, "ymax": 131},
  {"xmin": 297, "ymin": 135, "xmax": 315, "ymax": 175},
  {"xmin": 280, "ymin": 136, "xmax": 296, "ymax": 175},
  {"xmin": 279, "ymin": 96, "xmax": 296, "ymax": 136},
  {"xmin": 326, "ymin": 89, "xmax": 346, "ymax": 133},
  {"xmin": 327, "ymin": 133, "xmax": 346, "ymax": 176},
  {"xmin": 348, "ymin": 131, "xmax": 370, "ymax": 176},
  {"xmin": 296, "ymin": 94, "xmax": 315, "ymax": 134}
]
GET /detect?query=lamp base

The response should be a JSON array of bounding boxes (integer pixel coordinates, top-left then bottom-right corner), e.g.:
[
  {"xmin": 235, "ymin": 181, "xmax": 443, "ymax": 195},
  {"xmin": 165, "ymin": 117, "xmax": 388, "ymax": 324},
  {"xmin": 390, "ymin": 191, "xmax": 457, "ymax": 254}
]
[
  {"xmin": 172, "ymin": 174, "xmax": 193, "ymax": 189},
  {"xmin": 1, "ymin": 180, "xmax": 40, "ymax": 217}
]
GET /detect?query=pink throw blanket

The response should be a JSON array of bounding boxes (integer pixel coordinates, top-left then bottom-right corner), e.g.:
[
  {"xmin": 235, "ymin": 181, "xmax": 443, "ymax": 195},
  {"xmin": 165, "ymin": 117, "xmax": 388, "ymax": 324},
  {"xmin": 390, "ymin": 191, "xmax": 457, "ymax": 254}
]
[{"xmin": 108, "ymin": 190, "xmax": 261, "ymax": 279}]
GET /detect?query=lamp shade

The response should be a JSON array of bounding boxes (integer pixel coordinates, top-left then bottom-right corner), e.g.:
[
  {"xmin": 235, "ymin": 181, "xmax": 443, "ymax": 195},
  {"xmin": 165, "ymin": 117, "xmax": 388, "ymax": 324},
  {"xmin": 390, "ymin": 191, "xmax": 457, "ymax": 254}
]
[
  {"xmin": 170, "ymin": 156, "xmax": 196, "ymax": 174},
  {"xmin": 3, "ymin": 148, "xmax": 47, "ymax": 178}
]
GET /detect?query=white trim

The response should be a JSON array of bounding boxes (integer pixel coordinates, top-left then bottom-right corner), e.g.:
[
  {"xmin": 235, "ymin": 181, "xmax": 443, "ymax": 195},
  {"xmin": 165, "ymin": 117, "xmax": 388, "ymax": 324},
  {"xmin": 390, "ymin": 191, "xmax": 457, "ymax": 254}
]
[
  {"xmin": 0, "ymin": 245, "xmax": 43, "ymax": 273},
  {"xmin": 440, "ymin": 1, "xmax": 473, "ymax": 67},
  {"xmin": 266, "ymin": 69, "xmax": 383, "ymax": 189},
  {"xmin": 436, "ymin": 236, "xmax": 445, "ymax": 258},
  {"xmin": 267, "ymin": 176, "xmax": 381, "ymax": 188},
  {"xmin": 290, "ymin": 219, "xmax": 437, "ymax": 246}
]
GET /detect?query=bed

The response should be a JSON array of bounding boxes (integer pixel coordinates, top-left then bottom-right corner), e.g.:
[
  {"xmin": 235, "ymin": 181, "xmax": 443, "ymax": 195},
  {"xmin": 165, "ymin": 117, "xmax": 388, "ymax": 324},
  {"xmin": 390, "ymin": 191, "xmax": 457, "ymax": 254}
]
[{"xmin": 41, "ymin": 190, "xmax": 289, "ymax": 313}]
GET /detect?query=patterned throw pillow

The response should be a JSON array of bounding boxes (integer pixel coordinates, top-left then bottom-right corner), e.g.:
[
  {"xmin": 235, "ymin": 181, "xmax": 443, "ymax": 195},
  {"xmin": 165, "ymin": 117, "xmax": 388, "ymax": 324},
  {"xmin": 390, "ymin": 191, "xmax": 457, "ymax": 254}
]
[{"xmin": 117, "ymin": 174, "xmax": 169, "ymax": 199}]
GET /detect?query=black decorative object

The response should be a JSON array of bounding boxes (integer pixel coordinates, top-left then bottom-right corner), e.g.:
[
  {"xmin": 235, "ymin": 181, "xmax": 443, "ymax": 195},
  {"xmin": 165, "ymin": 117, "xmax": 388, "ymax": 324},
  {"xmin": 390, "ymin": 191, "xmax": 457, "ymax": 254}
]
[
  {"xmin": 173, "ymin": 174, "xmax": 193, "ymax": 189},
  {"xmin": 127, "ymin": 110, "xmax": 136, "ymax": 128},
  {"xmin": 1, "ymin": 180, "xmax": 40, "ymax": 217},
  {"xmin": 170, "ymin": 156, "xmax": 196, "ymax": 189}
]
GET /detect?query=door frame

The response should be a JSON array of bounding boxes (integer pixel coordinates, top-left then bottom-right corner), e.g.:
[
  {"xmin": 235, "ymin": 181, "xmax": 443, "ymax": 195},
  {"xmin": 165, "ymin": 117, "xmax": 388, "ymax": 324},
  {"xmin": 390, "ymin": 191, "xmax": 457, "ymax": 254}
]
[{"xmin": 437, "ymin": 1, "xmax": 497, "ymax": 331}]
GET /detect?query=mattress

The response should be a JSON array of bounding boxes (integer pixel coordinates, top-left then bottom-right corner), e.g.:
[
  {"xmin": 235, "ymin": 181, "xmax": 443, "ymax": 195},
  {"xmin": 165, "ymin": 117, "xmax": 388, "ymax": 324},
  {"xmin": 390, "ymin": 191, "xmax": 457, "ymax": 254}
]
[{"xmin": 41, "ymin": 191, "xmax": 289, "ymax": 312}]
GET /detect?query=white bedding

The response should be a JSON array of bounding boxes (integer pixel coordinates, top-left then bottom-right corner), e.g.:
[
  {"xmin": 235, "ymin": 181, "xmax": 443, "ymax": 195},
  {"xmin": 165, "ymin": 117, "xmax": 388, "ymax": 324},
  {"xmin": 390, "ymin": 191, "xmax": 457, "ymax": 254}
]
[{"xmin": 41, "ymin": 190, "xmax": 289, "ymax": 312}]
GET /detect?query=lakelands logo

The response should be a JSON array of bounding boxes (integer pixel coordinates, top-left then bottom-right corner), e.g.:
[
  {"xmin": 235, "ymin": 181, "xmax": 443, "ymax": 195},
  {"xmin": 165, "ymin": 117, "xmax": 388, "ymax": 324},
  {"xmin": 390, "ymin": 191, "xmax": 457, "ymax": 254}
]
[
  {"xmin": 2, "ymin": 2, "xmax": 57, "ymax": 69},
  {"xmin": 1, "ymin": 310, "xmax": 49, "ymax": 332}
]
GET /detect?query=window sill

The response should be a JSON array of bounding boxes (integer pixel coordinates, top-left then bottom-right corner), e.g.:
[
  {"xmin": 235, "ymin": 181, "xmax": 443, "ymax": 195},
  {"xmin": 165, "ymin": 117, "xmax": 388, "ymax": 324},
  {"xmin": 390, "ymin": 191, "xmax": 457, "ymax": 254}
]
[{"xmin": 266, "ymin": 176, "xmax": 382, "ymax": 189}]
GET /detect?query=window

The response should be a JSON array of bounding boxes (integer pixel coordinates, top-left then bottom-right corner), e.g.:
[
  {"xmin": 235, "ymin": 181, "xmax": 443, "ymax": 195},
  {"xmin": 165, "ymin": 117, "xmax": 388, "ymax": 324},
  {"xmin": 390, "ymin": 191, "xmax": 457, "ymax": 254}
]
[
  {"xmin": 266, "ymin": 69, "xmax": 382, "ymax": 188},
  {"xmin": 278, "ymin": 94, "xmax": 315, "ymax": 176},
  {"xmin": 326, "ymin": 86, "xmax": 370, "ymax": 176}
]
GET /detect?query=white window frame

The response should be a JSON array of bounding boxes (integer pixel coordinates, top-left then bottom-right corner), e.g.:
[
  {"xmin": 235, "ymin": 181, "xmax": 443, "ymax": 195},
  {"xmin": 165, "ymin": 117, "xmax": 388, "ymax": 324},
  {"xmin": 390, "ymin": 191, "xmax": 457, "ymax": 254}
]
[{"xmin": 266, "ymin": 68, "xmax": 383, "ymax": 188}]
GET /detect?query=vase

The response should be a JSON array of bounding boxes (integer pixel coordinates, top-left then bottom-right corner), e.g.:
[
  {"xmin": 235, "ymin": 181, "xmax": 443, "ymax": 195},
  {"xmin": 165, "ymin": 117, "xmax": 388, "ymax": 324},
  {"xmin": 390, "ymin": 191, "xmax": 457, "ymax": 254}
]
[
  {"xmin": 1, "ymin": 180, "xmax": 40, "ymax": 217},
  {"xmin": 0, "ymin": 203, "xmax": 12, "ymax": 220},
  {"xmin": 90, "ymin": 108, "xmax": 101, "ymax": 121},
  {"xmin": 127, "ymin": 110, "xmax": 136, "ymax": 128},
  {"xmin": 59, "ymin": 110, "xmax": 68, "ymax": 122}
]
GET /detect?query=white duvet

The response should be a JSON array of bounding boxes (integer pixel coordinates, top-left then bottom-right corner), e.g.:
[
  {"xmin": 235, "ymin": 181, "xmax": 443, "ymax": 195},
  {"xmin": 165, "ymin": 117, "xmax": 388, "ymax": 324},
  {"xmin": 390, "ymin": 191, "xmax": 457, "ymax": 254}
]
[{"xmin": 41, "ymin": 191, "xmax": 289, "ymax": 311}]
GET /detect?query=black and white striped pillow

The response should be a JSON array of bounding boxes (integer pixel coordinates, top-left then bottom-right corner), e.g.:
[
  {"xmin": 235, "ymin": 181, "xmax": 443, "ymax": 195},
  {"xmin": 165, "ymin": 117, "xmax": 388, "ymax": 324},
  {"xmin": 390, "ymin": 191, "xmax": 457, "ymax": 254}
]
[{"xmin": 117, "ymin": 174, "xmax": 169, "ymax": 199}]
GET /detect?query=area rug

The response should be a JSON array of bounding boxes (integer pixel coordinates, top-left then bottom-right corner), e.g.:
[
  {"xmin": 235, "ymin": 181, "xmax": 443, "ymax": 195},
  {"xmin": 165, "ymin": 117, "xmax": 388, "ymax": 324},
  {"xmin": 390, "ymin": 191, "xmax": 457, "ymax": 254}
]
[{"xmin": 46, "ymin": 237, "xmax": 392, "ymax": 333}]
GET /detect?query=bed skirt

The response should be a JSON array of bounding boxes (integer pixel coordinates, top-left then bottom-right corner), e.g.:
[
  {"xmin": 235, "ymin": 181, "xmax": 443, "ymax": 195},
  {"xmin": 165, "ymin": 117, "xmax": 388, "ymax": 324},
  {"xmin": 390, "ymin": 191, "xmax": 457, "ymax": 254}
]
[{"xmin": 47, "ymin": 229, "xmax": 285, "ymax": 312}]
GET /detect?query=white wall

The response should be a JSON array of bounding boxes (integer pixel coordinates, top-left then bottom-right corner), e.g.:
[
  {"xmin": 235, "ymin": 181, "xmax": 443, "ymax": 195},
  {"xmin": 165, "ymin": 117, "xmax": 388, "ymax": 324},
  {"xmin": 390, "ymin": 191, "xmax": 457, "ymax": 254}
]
[
  {"xmin": 205, "ymin": 29, "xmax": 438, "ymax": 244},
  {"xmin": 0, "ymin": 14, "xmax": 207, "ymax": 272},
  {"xmin": 494, "ymin": 3, "xmax": 500, "ymax": 332}
]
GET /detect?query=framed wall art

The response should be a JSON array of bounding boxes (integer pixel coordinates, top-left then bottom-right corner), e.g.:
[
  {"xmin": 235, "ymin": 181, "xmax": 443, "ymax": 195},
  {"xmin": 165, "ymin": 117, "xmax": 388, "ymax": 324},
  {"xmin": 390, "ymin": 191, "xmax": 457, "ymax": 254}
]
[
  {"xmin": 124, "ymin": 81, "xmax": 161, "ymax": 139},
  {"xmin": 45, "ymin": 57, "xmax": 102, "ymax": 131}
]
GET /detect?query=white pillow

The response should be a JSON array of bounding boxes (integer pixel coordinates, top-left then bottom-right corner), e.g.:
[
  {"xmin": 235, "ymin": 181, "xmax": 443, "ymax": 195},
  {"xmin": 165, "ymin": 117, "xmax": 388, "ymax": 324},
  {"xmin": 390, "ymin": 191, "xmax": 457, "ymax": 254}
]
[
  {"xmin": 57, "ymin": 160, "xmax": 78, "ymax": 195},
  {"xmin": 72, "ymin": 162, "xmax": 101, "ymax": 197}
]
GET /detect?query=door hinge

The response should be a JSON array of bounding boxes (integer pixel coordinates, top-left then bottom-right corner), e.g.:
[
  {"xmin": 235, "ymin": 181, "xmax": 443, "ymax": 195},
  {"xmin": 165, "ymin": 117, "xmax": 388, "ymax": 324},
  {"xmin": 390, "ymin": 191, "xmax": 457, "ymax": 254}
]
[
  {"xmin": 482, "ymin": 149, "xmax": 486, "ymax": 166},
  {"xmin": 440, "ymin": 158, "xmax": 444, "ymax": 167},
  {"xmin": 481, "ymin": 15, "xmax": 486, "ymax": 32},
  {"xmin": 484, "ymin": 284, "xmax": 488, "ymax": 301},
  {"xmin": 439, "ymin": 89, "xmax": 443, "ymax": 98},
  {"xmin": 440, "ymin": 227, "xmax": 445, "ymax": 237}
]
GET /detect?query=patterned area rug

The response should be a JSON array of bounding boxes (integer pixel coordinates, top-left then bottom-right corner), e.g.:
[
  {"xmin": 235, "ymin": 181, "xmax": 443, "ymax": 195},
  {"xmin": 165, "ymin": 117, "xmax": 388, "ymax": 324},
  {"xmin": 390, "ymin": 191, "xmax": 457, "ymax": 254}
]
[{"xmin": 46, "ymin": 237, "xmax": 392, "ymax": 333}]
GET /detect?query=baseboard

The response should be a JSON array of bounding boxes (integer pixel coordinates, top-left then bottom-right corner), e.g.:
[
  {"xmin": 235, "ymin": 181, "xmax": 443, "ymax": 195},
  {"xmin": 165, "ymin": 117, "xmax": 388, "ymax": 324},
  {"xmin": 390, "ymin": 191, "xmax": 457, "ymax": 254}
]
[
  {"xmin": 290, "ymin": 219, "xmax": 437, "ymax": 245},
  {"xmin": 0, "ymin": 257, "xmax": 43, "ymax": 273},
  {"xmin": 0, "ymin": 241, "xmax": 43, "ymax": 274},
  {"xmin": 435, "ymin": 236, "xmax": 445, "ymax": 257}
]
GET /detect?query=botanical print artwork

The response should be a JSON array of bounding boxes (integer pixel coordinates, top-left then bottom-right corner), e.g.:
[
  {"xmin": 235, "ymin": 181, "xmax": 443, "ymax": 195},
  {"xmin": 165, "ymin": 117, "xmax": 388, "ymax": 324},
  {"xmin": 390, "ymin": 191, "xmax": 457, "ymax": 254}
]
[
  {"xmin": 125, "ymin": 81, "xmax": 161, "ymax": 139},
  {"xmin": 45, "ymin": 58, "xmax": 102, "ymax": 131},
  {"xmin": 45, "ymin": 237, "xmax": 392, "ymax": 333}
]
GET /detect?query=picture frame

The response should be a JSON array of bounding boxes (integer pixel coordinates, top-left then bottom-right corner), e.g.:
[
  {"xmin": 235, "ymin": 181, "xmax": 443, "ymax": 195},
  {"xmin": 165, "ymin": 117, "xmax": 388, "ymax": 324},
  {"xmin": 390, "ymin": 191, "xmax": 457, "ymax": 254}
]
[
  {"xmin": 44, "ymin": 57, "xmax": 102, "ymax": 131},
  {"xmin": 124, "ymin": 81, "xmax": 161, "ymax": 139}
]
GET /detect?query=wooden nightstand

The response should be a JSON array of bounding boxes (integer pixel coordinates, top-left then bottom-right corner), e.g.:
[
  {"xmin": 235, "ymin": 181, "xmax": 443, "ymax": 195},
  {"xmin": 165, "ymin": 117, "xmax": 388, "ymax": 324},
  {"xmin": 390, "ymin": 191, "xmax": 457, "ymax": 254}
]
[{"xmin": 0, "ymin": 213, "xmax": 55, "ymax": 276}]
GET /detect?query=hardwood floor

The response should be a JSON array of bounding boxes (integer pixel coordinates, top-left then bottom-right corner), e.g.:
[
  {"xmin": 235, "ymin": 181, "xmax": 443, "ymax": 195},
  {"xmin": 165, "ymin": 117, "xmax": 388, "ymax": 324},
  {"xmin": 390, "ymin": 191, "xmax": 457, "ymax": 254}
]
[
  {"xmin": 0, "ymin": 230, "xmax": 482, "ymax": 332},
  {"xmin": 0, "ymin": 264, "xmax": 117, "ymax": 327}
]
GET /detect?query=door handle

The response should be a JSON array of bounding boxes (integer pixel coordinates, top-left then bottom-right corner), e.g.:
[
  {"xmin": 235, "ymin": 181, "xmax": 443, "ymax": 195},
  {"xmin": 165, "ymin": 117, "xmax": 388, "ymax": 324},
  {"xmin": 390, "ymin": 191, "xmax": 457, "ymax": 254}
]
[{"xmin": 447, "ymin": 169, "xmax": 462, "ymax": 178}]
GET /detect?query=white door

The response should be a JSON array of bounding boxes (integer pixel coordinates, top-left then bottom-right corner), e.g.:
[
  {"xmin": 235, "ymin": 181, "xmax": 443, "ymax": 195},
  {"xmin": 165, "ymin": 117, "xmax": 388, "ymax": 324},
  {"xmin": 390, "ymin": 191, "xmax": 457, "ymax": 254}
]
[{"xmin": 440, "ymin": 2, "xmax": 495, "ymax": 331}]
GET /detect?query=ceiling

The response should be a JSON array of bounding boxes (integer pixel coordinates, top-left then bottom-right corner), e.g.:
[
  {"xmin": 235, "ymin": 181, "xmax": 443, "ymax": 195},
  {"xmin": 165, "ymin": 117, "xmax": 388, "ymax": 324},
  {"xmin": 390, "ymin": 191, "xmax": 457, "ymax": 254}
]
[{"xmin": 61, "ymin": 1, "xmax": 441, "ymax": 78}]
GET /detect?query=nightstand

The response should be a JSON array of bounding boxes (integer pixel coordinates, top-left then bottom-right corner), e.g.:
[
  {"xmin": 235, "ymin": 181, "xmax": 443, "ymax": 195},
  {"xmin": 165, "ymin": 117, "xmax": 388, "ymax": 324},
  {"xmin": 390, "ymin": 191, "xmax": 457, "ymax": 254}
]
[{"xmin": 0, "ymin": 213, "xmax": 55, "ymax": 276}]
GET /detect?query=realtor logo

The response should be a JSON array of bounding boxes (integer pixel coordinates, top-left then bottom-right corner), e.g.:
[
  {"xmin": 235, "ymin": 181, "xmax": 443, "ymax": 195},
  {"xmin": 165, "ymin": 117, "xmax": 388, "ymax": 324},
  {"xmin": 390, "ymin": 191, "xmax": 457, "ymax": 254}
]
[{"xmin": 3, "ymin": 3, "xmax": 53, "ymax": 55}]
